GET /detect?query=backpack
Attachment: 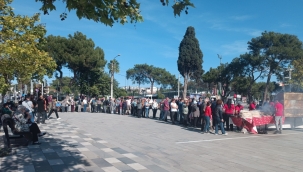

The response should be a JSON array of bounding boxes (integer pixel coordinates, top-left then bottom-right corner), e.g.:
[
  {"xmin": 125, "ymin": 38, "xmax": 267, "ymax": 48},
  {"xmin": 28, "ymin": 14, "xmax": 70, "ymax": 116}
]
[{"xmin": 56, "ymin": 102, "xmax": 61, "ymax": 107}]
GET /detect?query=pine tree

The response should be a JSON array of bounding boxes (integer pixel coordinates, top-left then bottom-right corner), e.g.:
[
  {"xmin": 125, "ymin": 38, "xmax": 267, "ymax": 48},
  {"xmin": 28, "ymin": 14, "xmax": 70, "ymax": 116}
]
[{"xmin": 177, "ymin": 26, "xmax": 203, "ymax": 98}]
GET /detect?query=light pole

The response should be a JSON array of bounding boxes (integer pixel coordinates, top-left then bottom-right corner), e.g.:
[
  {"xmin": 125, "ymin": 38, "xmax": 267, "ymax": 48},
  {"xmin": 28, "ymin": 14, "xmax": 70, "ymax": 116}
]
[
  {"xmin": 285, "ymin": 67, "xmax": 294, "ymax": 92},
  {"xmin": 110, "ymin": 54, "xmax": 120, "ymax": 98},
  {"xmin": 217, "ymin": 54, "xmax": 222, "ymax": 65}
]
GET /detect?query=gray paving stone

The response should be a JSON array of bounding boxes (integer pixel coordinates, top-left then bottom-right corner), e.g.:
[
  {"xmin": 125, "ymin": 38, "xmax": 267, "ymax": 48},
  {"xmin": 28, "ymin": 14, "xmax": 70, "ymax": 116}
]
[
  {"xmin": 33, "ymin": 160, "xmax": 54, "ymax": 172},
  {"xmin": 44, "ymin": 152, "xmax": 60, "ymax": 160},
  {"xmin": 118, "ymin": 157, "xmax": 136, "ymax": 164},
  {"xmin": 91, "ymin": 158, "xmax": 113, "ymax": 168},
  {"xmin": 18, "ymin": 164, "xmax": 35, "ymax": 172},
  {"xmin": 112, "ymin": 148, "xmax": 128, "ymax": 154}
]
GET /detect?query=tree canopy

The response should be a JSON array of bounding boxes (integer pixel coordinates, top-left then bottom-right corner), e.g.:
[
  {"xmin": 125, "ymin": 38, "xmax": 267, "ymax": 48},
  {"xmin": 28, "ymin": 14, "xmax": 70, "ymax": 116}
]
[
  {"xmin": 248, "ymin": 31, "xmax": 303, "ymax": 102},
  {"xmin": 126, "ymin": 64, "xmax": 176, "ymax": 94},
  {"xmin": 0, "ymin": 0, "xmax": 56, "ymax": 96},
  {"xmin": 35, "ymin": 0, "xmax": 195, "ymax": 26},
  {"xmin": 178, "ymin": 26, "xmax": 203, "ymax": 98}
]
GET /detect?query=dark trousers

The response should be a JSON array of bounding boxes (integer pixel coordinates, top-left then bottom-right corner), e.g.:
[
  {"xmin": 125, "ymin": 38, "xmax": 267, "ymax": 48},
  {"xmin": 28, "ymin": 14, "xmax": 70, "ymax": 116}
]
[
  {"xmin": 133, "ymin": 107, "xmax": 137, "ymax": 116},
  {"xmin": 192, "ymin": 117, "xmax": 198, "ymax": 127},
  {"xmin": 91, "ymin": 105, "xmax": 96, "ymax": 113},
  {"xmin": 29, "ymin": 123, "xmax": 41, "ymax": 142},
  {"xmin": 223, "ymin": 114, "xmax": 233, "ymax": 131},
  {"xmin": 36, "ymin": 111, "xmax": 46, "ymax": 123},
  {"xmin": 152, "ymin": 109, "xmax": 157, "ymax": 118},
  {"xmin": 71, "ymin": 105, "xmax": 74, "ymax": 112},
  {"xmin": 97, "ymin": 105, "xmax": 101, "ymax": 112},
  {"xmin": 200, "ymin": 115, "xmax": 205, "ymax": 131},
  {"xmin": 137, "ymin": 109, "xmax": 142, "ymax": 118},
  {"xmin": 48, "ymin": 109, "xmax": 59, "ymax": 118},
  {"xmin": 170, "ymin": 111, "xmax": 177, "ymax": 124}
]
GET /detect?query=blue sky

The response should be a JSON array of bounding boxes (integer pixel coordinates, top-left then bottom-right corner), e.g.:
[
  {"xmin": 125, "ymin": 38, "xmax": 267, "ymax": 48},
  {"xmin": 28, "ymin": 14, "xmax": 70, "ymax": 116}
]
[{"xmin": 11, "ymin": 0, "xmax": 303, "ymax": 87}]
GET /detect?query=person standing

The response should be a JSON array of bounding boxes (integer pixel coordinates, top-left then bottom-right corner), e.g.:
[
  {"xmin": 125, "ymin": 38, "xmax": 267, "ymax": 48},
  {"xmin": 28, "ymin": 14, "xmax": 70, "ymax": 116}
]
[
  {"xmin": 97, "ymin": 98, "xmax": 102, "ymax": 113},
  {"xmin": 137, "ymin": 99, "xmax": 142, "ymax": 118},
  {"xmin": 274, "ymin": 100, "xmax": 284, "ymax": 134},
  {"xmin": 77, "ymin": 99, "xmax": 82, "ymax": 112},
  {"xmin": 214, "ymin": 100, "xmax": 227, "ymax": 135},
  {"xmin": 126, "ymin": 98, "xmax": 131, "ymax": 115},
  {"xmin": 152, "ymin": 99, "xmax": 158, "ymax": 119},
  {"xmin": 182, "ymin": 99, "xmax": 189, "ymax": 127},
  {"xmin": 115, "ymin": 98, "xmax": 121, "ymax": 114},
  {"xmin": 202, "ymin": 102, "xmax": 212, "ymax": 134},
  {"xmin": 22, "ymin": 96, "xmax": 35, "ymax": 123},
  {"xmin": 170, "ymin": 99, "xmax": 178, "ymax": 125},
  {"xmin": 223, "ymin": 99, "xmax": 235, "ymax": 131},
  {"xmin": 36, "ymin": 95, "xmax": 47, "ymax": 124},
  {"xmin": 48, "ymin": 98, "xmax": 60, "ymax": 120},
  {"xmin": 161, "ymin": 97, "xmax": 170, "ymax": 121},
  {"xmin": 47, "ymin": 95, "xmax": 53, "ymax": 113},
  {"xmin": 111, "ymin": 98, "xmax": 116, "ymax": 114},
  {"xmin": 144, "ymin": 99, "xmax": 150, "ymax": 118},
  {"xmin": 132, "ymin": 99, "xmax": 137, "ymax": 116},
  {"xmin": 70, "ymin": 97, "xmax": 75, "ymax": 112},
  {"xmin": 83, "ymin": 97, "xmax": 88, "ymax": 112},
  {"xmin": 191, "ymin": 100, "xmax": 200, "ymax": 128}
]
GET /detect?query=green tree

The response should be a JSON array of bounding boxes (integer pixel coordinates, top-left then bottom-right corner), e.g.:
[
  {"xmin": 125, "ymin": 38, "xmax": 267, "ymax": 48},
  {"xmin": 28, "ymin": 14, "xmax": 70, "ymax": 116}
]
[
  {"xmin": 107, "ymin": 59, "xmax": 120, "ymax": 74},
  {"xmin": 52, "ymin": 31, "xmax": 107, "ymax": 95},
  {"xmin": 126, "ymin": 64, "xmax": 177, "ymax": 94},
  {"xmin": 0, "ymin": 0, "xmax": 56, "ymax": 97},
  {"xmin": 126, "ymin": 68, "xmax": 148, "ymax": 93},
  {"xmin": 234, "ymin": 53, "xmax": 267, "ymax": 101},
  {"xmin": 248, "ymin": 31, "xmax": 303, "ymax": 102},
  {"xmin": 41, "ymin": 35, "xmax": 68, "ymax": 80},
  {"xmin": 177, "ymin": 26, "xmax": 203, "ymax": 98},
  {"xmin": 35, "ymin": 0, "xmax": 195, "ymax": 26},
  {"xmin": 61, "ymin": 85, "xmax": 72, "ymax": 95}
]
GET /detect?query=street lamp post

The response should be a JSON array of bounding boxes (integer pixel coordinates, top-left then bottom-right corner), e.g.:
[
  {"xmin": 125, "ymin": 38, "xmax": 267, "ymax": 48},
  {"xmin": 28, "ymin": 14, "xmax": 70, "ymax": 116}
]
[
  {"xmin": 217, "ymin": 54, "xmax": 222, "ymax": 65},
  {"xmin": 110, "ymin": 54, "xmax": 120, "ymax": 98}
]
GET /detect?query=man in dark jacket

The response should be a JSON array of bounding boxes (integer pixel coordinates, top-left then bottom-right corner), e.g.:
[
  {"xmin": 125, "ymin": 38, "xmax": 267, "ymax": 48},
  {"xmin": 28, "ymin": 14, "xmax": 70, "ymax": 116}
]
[{"xmin": 36, "ymin": 95, "xmax": 47, "ymax": 124}]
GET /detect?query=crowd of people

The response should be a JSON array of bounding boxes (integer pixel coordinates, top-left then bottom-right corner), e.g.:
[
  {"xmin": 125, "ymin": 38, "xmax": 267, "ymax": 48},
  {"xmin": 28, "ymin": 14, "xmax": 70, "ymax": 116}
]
[{"xmin": 1, "ymin": 93, "xmax": 284, "ymax": 145}]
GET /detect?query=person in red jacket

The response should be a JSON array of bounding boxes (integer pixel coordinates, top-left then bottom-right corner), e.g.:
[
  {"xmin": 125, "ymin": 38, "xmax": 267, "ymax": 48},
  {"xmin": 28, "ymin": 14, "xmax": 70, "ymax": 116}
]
[
  {"xmin": 223, "ymin": 99, "xmax": 235, "ymax": 131},
  {"xmin": 202, "ymin": 102, "xmax": 212, "ymax": 134},
  {"xmin": 274, "ymin": 100, "xmax": 284, "ymax": 134},
  {"xmin": 249, "ymin": 101, "xmax": 256, "ymax": 111}
]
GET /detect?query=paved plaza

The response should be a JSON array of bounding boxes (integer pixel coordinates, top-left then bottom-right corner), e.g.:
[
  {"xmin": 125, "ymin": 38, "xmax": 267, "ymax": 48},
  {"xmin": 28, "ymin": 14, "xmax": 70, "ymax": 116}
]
[{"xmin": 1, "ymin": 112, "xmax": 303, "ymax": 172}]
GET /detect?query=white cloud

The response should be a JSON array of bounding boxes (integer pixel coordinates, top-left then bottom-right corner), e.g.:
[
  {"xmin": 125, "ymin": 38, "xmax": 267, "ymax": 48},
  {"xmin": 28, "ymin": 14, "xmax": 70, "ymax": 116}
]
[
  {"xmin": 220, "ymin": 40, "xmax": 248, "ymax": 56},
  {"xmin": 280, "ymin": 23, "xmax": 292, "ymax": 28},
  {"xmin": 230, "ymin": 15, "xmax": 253, "ymax": 21}
]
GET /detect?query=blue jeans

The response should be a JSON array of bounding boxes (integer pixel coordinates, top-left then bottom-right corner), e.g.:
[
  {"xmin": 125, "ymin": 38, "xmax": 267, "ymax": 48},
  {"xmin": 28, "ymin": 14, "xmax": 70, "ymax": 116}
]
[
  {"xmin": 30, "ymin": 112, "xmax": 35, "ymax": 123},
  {"xmin": 159, "ymin": 110, "xmax": 164, "ymax": 119},
  {"xmin": 145, "ymin": 108, "xmax": 149, "ymax": 118},
  {"xmin": 215, "ymin": 117, "xmax": 225, "ymax": 134},
  {"xmin": 83, "ymin": 104, "xmax": 87, "ymax": 112},
  {"xmin": 203, "ymin": 116, "xmax": 210, "ymax": 132}
]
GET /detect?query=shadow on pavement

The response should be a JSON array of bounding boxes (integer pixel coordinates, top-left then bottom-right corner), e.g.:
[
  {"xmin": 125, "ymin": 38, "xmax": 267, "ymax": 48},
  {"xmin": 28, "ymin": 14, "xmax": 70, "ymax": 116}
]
[{"xmin": 1, "ymin": 132, "xmax": 93, "ymax": 172}]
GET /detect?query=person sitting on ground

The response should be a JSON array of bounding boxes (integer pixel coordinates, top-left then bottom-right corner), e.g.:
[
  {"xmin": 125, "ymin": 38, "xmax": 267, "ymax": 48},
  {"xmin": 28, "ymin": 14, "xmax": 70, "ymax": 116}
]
[
  {"xmin": 13, "ymin": 106, "xmax": 46, "ymax": 145},
  {"xmin": 2, "ymin": 103, "xmax": 13, "ymax": 116}
]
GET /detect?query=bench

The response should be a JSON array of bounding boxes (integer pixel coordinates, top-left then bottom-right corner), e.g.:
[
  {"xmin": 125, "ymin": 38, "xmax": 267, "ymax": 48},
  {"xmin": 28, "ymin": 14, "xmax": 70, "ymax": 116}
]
[{"xmin": 1, "ymin": 116, "xmax": 32, "ymax": 148}]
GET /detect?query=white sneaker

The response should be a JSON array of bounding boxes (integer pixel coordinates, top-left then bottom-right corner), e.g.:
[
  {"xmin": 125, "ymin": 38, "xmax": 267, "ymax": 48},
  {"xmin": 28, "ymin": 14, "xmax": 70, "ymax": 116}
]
[
  {"xmin": 57, "ymin": 118, "xmax": 61, "ymax": 120},
  {"xmin": 47, "ymin": 118, "xmax": 50, "ymax": 120},
  {"xmin": 223, "ymin": 133, "xmax": 228, "ymax": 136}
]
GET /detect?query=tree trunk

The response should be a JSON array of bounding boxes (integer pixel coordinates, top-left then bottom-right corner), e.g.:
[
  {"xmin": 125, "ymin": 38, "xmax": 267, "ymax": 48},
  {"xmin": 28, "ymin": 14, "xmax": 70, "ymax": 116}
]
[
  {"xmin": 263, "ymin": 73, "xmax": 272, "ymax": 103},
  {"xmin": 183, "ymin": 74, "xmax": 188, "ymax": 98},
  {"xmin": 150, "ymin": 81, "xmax": 154, "ymax": 95}
]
